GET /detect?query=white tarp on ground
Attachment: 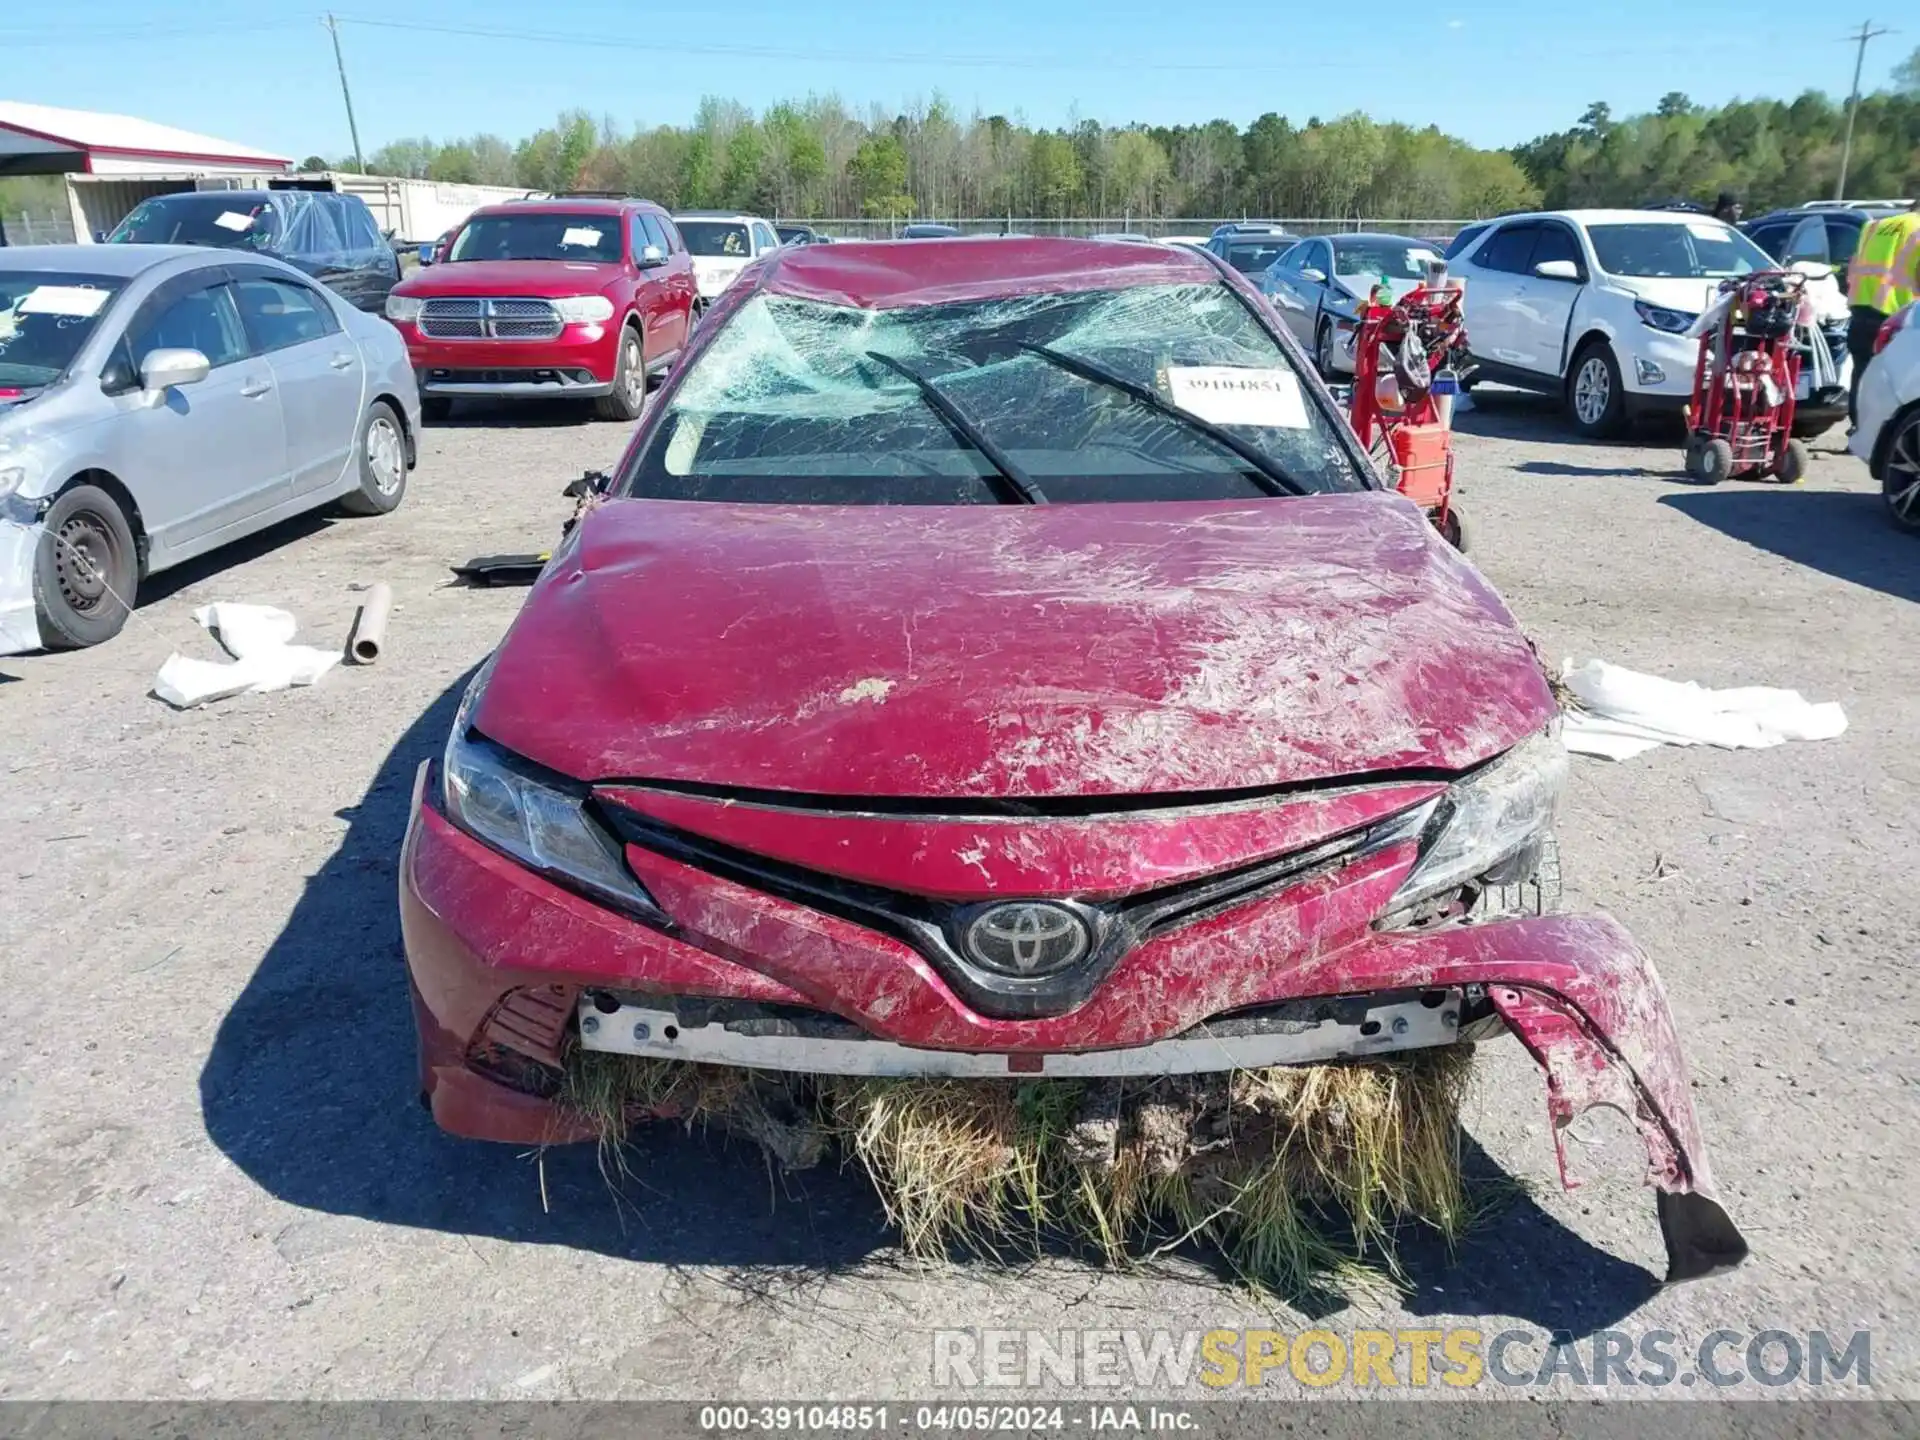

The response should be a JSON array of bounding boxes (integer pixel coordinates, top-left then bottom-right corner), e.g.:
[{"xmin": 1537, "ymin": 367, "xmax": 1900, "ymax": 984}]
[
  {"xmin": 153, "ymin": 603, "xmax": 339, "ymax": 708},
  {"xmin": 1560, "ymin": 658, "xmax": 1848, "ymax": 761}
]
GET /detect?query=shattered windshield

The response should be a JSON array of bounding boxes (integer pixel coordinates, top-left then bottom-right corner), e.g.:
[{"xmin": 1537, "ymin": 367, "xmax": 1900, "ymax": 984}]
[
  {"xmin": 622, "ymin": 282, "xmax": 1367, "ymax": 505},
  {"xmin": 0, "ymin": 271, "xmax": 125, "ymax": 389}
]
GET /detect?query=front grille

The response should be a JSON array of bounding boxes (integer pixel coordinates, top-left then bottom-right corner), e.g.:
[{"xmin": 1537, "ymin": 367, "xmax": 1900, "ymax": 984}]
[{"xmin": 419, "ymin": 297, "xmax": 562, "ymax": 341}]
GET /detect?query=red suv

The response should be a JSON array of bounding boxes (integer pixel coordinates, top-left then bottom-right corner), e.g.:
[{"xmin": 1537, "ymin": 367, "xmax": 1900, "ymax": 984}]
[{"xmin": 385, "ymin": 198, "xmax": 695, "ymax": 421}]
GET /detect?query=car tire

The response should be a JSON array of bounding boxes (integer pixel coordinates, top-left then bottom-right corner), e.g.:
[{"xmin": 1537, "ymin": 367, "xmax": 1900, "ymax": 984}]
[
  {"xmin": 594, "ymin": 324, "xmax": 647, "ymax": 422},
  {"xmin": 32, "ymin": 483, "xmax": 139, "ymax": 651},
  {"xmin": 1567, "ymin": 341, "xmax": 1627, "ymax": 439},
  {"xmin": 1881, "ymin": 408, "xmax": 1920, "ymax": 534},
  {"xmin": 1772, "ymin": 437, "xmax": 1810, "ymax": 485},
  {"xmin": 1314, "ymin": 321, "xmax": 1337, "ymax": 379},
  {"xmin": 339, "ymin": 400, "xmax": 409, "ymax": 516},
  {"xmin": 421, "ymin": 396, "xmax": 453, "ymax": 423}
]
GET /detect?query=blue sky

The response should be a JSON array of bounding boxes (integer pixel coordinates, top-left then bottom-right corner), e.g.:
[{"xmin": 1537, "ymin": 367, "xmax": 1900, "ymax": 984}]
[{"xmin": 4, "ymin": 1, "xmax": 1910, "ymax": 160}]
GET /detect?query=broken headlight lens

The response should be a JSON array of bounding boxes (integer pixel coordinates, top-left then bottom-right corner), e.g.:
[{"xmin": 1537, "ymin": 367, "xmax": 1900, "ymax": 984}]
[
  {"xmin": 1386, "ymin": 727, "xmax": 1567, "ymax": 915},
  {"xmin": 440, "ymin": 680, "xmax": 660, "ymax": 919}
]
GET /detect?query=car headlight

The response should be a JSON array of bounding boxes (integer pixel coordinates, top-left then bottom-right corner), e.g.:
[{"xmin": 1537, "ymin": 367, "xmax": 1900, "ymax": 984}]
[
  {"xmin": 552, "ymin": 295, "xmax": 616, "ymax": 324},
  {"xmin": 0, "ymin": 466, "xmax": 25, "ymax": 500},
  {"xmin": 1634, "ymin": 300, "xmax": 1695, "ymax": 334},
  {"xmin": 1384, "ymin": 728, "xmax": 1567, "ymax": 916},
  {"xmin": 385, "ymin": 294, "xmax": 424, "ymax": 324},
  {"xmin": 440, "ymin": 673, "xmax": 660, "ymax": 919}
]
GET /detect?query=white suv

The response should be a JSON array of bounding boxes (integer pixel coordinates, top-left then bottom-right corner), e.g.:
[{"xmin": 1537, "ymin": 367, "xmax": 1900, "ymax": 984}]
[
  {"xmin": 1849, "ymin": 303, "xmax": 1920, "ymax": 534},
  {"xmin": 671, "ymin": 211, "xmax": 783, "ymax": 311},
  {"xmin": 1451, "ymin": 209, "xmax": 1852, "ymax": 439}
]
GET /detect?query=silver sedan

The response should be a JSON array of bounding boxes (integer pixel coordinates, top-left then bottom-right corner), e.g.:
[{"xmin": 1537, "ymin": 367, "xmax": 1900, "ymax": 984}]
[{"xmin": 0, "ymin": 244, "xmax": 420, "ymax": 654}]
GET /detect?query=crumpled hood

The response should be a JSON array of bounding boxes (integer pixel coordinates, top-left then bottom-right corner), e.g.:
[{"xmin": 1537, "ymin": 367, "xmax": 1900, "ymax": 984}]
[{"xmin": 475, "ymin": 492, "xmax": 1556, "ymax": 798}]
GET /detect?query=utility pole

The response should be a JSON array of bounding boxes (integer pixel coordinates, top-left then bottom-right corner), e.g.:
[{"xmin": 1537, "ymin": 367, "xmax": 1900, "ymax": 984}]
[
  {"xmin": 325, "ymin": 13, "xmax": 366, "ymax": 173},
  {"xmin": 1835, "ymin": 20, "xmax": 1894, "ymax": 201}
]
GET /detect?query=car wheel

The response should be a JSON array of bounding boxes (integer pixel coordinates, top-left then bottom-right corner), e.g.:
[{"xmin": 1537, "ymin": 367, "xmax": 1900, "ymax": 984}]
[
  {"xmin": 421, "ymin": 396, "xmax": 453, "ymax": 423},
  {"xmin": 1567, "ymin": 342, "xmax": 1627, "ymax": 439},
  {"xmin": 594, "ymin": 325, "xmax": 646, "ymax": 422},
  {"xmin": 1435, "ymin": 502, "xmax": 1473, "ymax": 553},
  {"xmin": 1314, "ymin": 321, "xmax": 1337, "ymax": 379},
  {"xmin": 339, "ymin": 401, "xmax": 409, "ymax": 516},
  {"xmin": 1883, "ymin": 408, "xmax": 1920, "ymax": 534},
  {"xmin": 32, "ymin": 483, "xmax": 139, "ymax": 650}
]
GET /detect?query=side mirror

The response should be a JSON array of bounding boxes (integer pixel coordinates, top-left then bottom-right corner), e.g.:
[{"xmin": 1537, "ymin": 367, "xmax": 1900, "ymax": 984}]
[
  {"xmin": 638, "ymin": 244, "xmax": 666, "ymax": 268},
  {"xmin": 1300, "ymin": 267, "xmax": 1328, "ymax": 284},
  {"xmin": 417, "ymin": 243, "xmax": 436, "ymax": 266},
  {"xmin": 1533, "ymin": 259, "xmax": 1580, "ymax": 282},
  {"xmin": 139, "ymin": 347, "xmax": 210, "ymax": 400},
  {"xmin": 562, "ymin": 469, "xmax": 612, "ymax": 500}
]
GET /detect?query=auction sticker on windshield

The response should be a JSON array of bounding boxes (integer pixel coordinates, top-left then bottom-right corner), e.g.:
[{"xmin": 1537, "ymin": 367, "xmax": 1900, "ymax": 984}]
[
  {"xmin": 17, "ymin": 286, "xmax": 111, "ymax": 318},
  {"xmin": 214, "ymin": 211, "xmax": 256, "ymax": 232},
  {"xmin": 1165, "ymin": 366, "xmax": 1308, "ymax": 428},
  {"xmin": 561, "ymin": 227, "xmax": 604, "ymax": 248}
]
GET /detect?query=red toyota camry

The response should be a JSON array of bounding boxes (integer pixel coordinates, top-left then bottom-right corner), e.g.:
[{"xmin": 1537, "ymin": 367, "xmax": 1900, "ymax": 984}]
[{"xmin": 399, "ymin": 237, "xmax": 1746, "ymax": 1283}]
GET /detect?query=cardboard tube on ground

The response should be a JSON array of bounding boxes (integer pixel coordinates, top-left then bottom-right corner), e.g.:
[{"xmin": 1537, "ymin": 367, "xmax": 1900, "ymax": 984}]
[{"xmin": 347, "ymin": 583, "xmax": 392, "ymax": 664}]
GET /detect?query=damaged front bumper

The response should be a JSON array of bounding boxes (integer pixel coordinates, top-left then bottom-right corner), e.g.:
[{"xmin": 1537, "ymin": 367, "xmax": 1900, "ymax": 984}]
[{"xmin": 399, "ymin": 760, "xmax": 1748, "ymax": 1284}]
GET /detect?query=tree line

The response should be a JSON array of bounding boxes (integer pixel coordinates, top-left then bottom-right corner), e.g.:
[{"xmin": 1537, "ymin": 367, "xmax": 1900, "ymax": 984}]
[{"xmin": 319, "ymin": 60, "xmax": 1919, "ymax": 222}]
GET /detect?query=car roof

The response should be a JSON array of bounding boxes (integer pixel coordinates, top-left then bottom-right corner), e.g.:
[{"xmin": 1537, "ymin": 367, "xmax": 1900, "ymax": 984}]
[
  {"xmin": 1499, "ymin": 208, "xmax": 1745, "ymax": 227},
  {"xmin": 1746, "ymin": 206, "xmax": 1879, "ymax": 226},
  {"xmin": 0, "ymin": 243, "xmax": 220, "ymax": 277},
  {"xmin": 675, "ymin": 211, "xmax": 765, "ymax": 222},
  {"xmin": 480, "ymin": 197, "xmax": 638, "ymax": 216},
  {"xmin": 1325, "ymin": 232, "xmax": 1441, "ymax": 245},
  {"xmin": 760, "ymin": 236, "xmax": 1220, "ymax": 309}
]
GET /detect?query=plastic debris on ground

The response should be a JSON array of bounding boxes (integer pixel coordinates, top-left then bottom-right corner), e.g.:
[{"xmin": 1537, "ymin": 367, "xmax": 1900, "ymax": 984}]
[
  {"xmin": 1558, "ymin": 658, "xmax": 1847, "ymax": 761},
  {"xmin": 153, "ymin": 603, "xmax": 342, "ymax": 709}
]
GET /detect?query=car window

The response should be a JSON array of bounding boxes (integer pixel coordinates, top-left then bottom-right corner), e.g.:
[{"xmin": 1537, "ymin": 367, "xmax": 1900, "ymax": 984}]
[
  {"xmin": 1474, "ymin": 223, "xmax": 1540, "ymax": 274},
  {"xmin": 127, "ymin": 282, "xmax": 250, "ymax": 369},
  {"xmin": 1223, "ymin": 239, "xmax": 1293, "ymax": 275},
  {"xmin": 1332, "ymin": 237, "xmax": 1444, "ymax": 278},
  {"xmin": 657, "ymin": 216, "xmax": 684, "ymax": 253},
  {"xmin": 302, "ymin": 196, "xmax": 349, "ymax": 256},
  {"xmin": 340, "ymin": 197, "xmax": 383, "ymax": 253},
  {"xmin": 1825, "ymin": 218, "xmax": 1865, "ymax": 265},
  {"xmin": 639, "ymin": 214, "xmax": 669, "ymax": 255},
  {"xmin": 108, "ymin": 194, "xmax": 281, "ymax": 253},
  {"xmin": 1528, "ymin": 224, "xmax": 1582, "ymax": 273},
  {"xmin": 1783, "ymin": 215, "xmax": 1830, "ymax": 266},
  {"xmin": 232, "ymin": 276, "xmax": 338, "ymax": 352},
  {"xmin": 677, "ymin": 221, "xmax": 751, "ymax": 257},
  {"xmin": 1587, "ymin": 221, "xmax": 1771, "ymax": 279},
  {"xmin": 1443, "ymin": 224, "xmax": 1486, "ymax": 261},
  {"xmin": 449, "ymin": 213, "xmax": 623, "ymax": 263},
  {"xmin": 753, "ymin": 222, "xmax": 779, "ymax": 252},
  {"xmin": 0, "ymin": 270, "xmax": 126, "ymax": 388},
  {"xmin": 623, "ymin": 282, "xmax": 1366, "ymax": 506},
  {"xmin": 1745, "ymin": 222, "xmax": 1791, "ymax": 260}
]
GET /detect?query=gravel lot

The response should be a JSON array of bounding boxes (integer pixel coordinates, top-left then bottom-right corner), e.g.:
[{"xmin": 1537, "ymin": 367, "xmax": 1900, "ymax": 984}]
[{"xmin": 1, "ymin": 389, "xmax": 1914, "ymax": 1407}]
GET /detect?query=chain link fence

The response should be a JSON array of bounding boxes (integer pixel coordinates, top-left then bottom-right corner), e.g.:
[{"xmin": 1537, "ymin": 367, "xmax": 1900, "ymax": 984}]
[
  {"xmin": 4, "ymin": 212, "xmax": 78, "ymax": 245},
  {"xmin": 782, "ymin": 217, "xmax": 1469, "ymax": 241}
]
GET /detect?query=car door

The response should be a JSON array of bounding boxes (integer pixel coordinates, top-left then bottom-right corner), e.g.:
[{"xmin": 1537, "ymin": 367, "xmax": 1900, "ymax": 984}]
[
  {"xmin": 1261, "ymin": 242, "xmax": 1314, "ymax": 342},
  {"xmin": 1505, "ymin": 221, "xmax": 1586, "ymax": 375},
  {"xmin": 636, "ymin": 213, "xmax": 689, "ymax": 356},
  {"xmin": 100, "ymin": 273, "xmax": 289, "ymax": 556},
  {"xmin": 337, "ymin": 195, "xmax": 399, "ymax": 312},
  {"xmin": 232, "ymin": 270, "xmax": 363, "ymax": 499},
  {"xmin": 1458, "ymin": 222, "xmax": 1541, "ymax": 371}
]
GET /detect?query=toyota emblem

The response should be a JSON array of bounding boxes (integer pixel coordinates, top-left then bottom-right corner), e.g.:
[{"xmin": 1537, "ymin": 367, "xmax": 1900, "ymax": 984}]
[{"xmin": 962, "ymin": 903, "xmax": 1092, "ymax": 977}]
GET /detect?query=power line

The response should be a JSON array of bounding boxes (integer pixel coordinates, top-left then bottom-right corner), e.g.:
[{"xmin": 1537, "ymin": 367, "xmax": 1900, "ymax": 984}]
[{"xmin": 1834, "ymin": 19, "xmax": 1896, "ymax": 201}]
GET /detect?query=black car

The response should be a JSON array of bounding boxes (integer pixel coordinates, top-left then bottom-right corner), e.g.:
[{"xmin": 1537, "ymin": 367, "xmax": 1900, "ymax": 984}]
[
  {"xmin": 105, "ymin": 189, "xmax": 400, "ymax": 313},
  {"xmin": 775, "ymin": 224, "xmax": 827, "ymax": 246},
  {"xmin": 1740, "ymin": 206, "xmax": 1907, "ymax": 287},
  {"xmin": 898, "ymin": 222, "xmax": 962, "ymax": 239}
]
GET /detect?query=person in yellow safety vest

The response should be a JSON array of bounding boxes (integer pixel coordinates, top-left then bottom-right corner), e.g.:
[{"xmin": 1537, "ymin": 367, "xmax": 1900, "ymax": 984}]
[{"xmin": 1847, "ymin": 209, "xmax": 1920, "ymax": 428}]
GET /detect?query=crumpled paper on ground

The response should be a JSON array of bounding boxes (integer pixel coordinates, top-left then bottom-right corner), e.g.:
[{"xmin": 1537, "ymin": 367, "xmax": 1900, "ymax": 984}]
[
  {"xmin": 1559, "ymin": 658, "xmax": 1847, "ymax": 761},
  {"xmin": 153, "ymin": 603, "xmax": 341, "ymax": 708}
]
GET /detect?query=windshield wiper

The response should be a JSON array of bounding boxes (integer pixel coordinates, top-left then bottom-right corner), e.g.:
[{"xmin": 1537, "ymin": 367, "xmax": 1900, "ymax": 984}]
[
  {"xmin": 864, "ymin": 350, "xmax": 1047, "ymax": 505},
  {"xmin": 1017, "ymin": 343, "xmax": 1307, "ymax": 498}
]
